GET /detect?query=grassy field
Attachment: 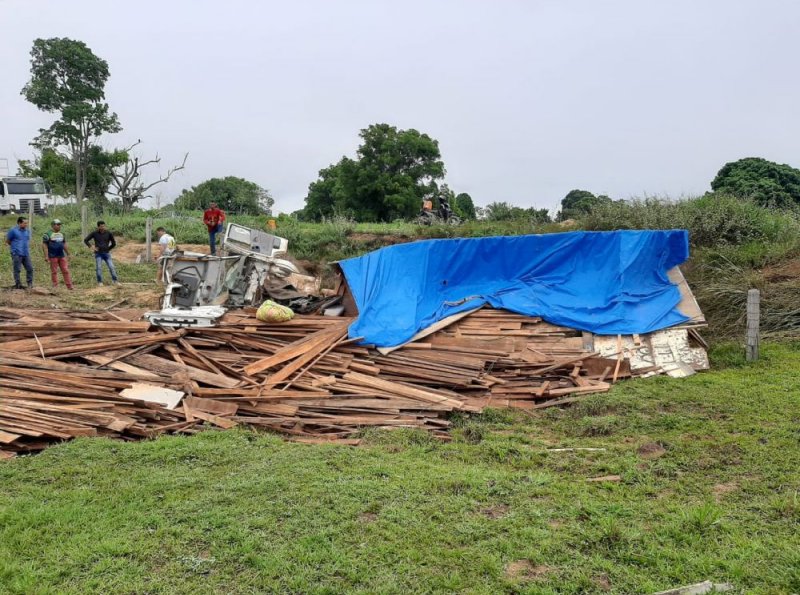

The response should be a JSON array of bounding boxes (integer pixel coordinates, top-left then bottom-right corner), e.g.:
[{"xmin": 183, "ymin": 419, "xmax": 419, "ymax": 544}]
[{"xmin": 1, "ymin": 343, "xmax": 798, "ymax": 594}]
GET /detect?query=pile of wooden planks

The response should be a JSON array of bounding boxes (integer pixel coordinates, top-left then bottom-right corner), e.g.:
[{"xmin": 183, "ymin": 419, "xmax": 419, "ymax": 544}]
[{"xmin": 0, "ymin": 306, "xmax": 696, "ymax": 456}]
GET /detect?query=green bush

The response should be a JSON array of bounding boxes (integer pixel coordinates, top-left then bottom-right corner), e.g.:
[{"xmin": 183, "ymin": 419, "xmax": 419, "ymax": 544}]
[{"xmin": 583, "ymin": 193, "xmax": 800, "ymax": 249}]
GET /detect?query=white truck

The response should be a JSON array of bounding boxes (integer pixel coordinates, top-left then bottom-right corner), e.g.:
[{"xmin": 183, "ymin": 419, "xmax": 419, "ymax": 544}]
[{"xmin": 0, "ymin": 176, "xmax": 51, "ymax": 215}]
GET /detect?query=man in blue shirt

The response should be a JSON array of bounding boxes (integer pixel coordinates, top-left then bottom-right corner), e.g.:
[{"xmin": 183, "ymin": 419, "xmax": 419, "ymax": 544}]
[{"xmin": 5, "ymin": 216, "xmax": 33, "ymax": 289}]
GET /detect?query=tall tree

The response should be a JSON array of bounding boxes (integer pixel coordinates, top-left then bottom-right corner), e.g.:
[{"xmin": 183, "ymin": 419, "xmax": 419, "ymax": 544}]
[
  {"xmin": 454, "ymin": 192, "xmax": 477, "ymax": 220},
  {"xmin": 304, "ymin": 124, "xmax": 445, "ymax": 221},
  {"xmin": 711, "ymin": 157, "xmax": 800, "ymax": 208},
  {"xmin": 174, "ymin": 177, "xmax": 274, "ymax": 215},
  {"xmin": 558, "ymin": 189, "xmax": 610, "ymax": 220},
  {"xmin": 109, "ymin": 141, "xmax": 188, "ymax": 212},
  {"xmin": 21, "ymin": 38, "xmax": 121, "ymax": 204}
]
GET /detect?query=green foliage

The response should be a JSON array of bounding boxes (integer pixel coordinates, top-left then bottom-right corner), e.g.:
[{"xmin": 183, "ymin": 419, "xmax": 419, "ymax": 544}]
[
  {"xmin": 18, "ymin": 146, "xmax": 128, "ymax": 209},
  {"xmin": 304, "ymin": 123, "xmax": 445, "ymax": 222},
  {"xmin": 558, "ymin": 189, "xmax": 612, "ymax": 220},
  {"xmin": 453, "ymin": 192, "xmax": 477, "ymax": 220},
  {"xmin": 482, "ymin": 201, "xmax": 552, "ymax": 223},
  {"xmin": 174, "ymin": 177, "xmax": 274, "ymax": 215},
  {"xmin": 583, "ymin": 193, "xmax": 800, "ymax": 248},
  {"xmin": 21, "ymin": 38, "xmax": 122, "ymax": 202},
  {"xmin": 711, "ymin": 157, "xmax": 800, "ymax": 208}
]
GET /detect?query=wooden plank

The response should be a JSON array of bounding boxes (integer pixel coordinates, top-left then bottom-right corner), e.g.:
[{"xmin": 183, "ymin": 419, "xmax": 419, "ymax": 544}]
[
  {"xmin": 119, "ymin": 353, "xmax": 239, "ymax": 388},
  {"xmin": 189, "ymin": 409, "xmax": 238, "ymax": 429},
  {"xmin": 261, "ymin": 325, "xmax": 350, "ymax": 385},
  {"xmin": 0, "ymin": 430, "xmax": 22, "ymax": 444},
  {"xmin": 244, "ymin": 321, "xmax": 349, "ymax": 376},
  {"xmin": 184, "ymin": 396, "xmax": 238, "ymax": 416}
]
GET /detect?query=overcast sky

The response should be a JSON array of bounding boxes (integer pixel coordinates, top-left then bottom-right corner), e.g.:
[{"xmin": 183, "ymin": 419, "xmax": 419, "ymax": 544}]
[{"xmin": 1, "ymin": 0, "xmax": 798, "ymax": 214}]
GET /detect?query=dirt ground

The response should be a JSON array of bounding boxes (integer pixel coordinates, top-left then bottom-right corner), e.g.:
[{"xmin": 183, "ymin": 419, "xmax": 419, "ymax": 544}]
[
  {"xmin": 763, "ymin": 258, "xmax": 800, "ymax": 282},
  {"xmin": 113, "ymin": 243, "xmax": 211, "ymax": 264},
  {"xmin": 0, "ymin": 283, "xmax": 163, "ymax": 311}
]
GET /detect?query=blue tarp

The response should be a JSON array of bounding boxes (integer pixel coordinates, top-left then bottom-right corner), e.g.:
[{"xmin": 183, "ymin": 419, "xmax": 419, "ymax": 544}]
[{"xmin": 340, "ymin": 230, "xmax": 690, "ymax": 348}]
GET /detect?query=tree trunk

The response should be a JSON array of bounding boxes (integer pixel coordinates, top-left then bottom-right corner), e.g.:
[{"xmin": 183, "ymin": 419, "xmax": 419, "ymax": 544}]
[{"xmin": 74, "ymin": 158, "xmax": 83, "ymax": 204}]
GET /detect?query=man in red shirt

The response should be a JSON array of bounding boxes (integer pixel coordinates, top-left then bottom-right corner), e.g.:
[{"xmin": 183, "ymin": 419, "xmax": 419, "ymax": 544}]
[{"xmin": 203, "ymin": 202, "xmax": 226, "ymax": 255}]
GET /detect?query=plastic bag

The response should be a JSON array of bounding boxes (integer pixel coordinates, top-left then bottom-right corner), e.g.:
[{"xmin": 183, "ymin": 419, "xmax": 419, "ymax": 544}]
[{"xmin": 256, "ymin": 299, "xmax": 295, "ymax": 323}]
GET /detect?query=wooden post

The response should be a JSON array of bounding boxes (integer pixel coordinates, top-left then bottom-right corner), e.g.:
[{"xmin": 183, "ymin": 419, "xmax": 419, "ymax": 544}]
[
  {"xmin": 81, "ymin": 203, "xmax": 88, "ymax": 241},
  {"xmin": 145, "ymin": 217, "xmax": 153, "ymax": 262},
  {"xmin": 28, "ymin": 200, "xmax": 35, "ymax": 249},
  {"xmin": 746, "ymin": 288, "xmax": 760, "ymax": 362}
]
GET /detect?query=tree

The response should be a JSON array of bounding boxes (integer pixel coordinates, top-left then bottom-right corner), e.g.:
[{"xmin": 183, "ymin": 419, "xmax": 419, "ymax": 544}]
[
  {"xmin": 453, "ymin": 192, "xmax": 477, "ymax": 220},
  {"xmin": 18, "ymin": 145, "xmax": 127, "ymax": 209},
  {"xmin": 304, "ymin": 123, "xmax": 445, "ymax": 221},
  {"xmin": 711, "ymin": 157, "xmax": 800, "ymax": 208},
  {"xmin": 21, "ymin": 38, "xmax": 121, "ymax": 204},
  {"xmin": 174, "ymin": 177, "xmax": 273, "ymax": 215},
  {"xmin": 304, "ymin": 158, "xmax": 358, "ymax": 220},
  {"xmin": 109, "ymin": 141, "xmax": 188, "ymax": 212},
  {"xmin": 482, "ymin": 201, "xmax": 552, "ymax": 223},
  {"xmin": 558, "ymin": 189, "xmax": 611, "ymax": 220}
]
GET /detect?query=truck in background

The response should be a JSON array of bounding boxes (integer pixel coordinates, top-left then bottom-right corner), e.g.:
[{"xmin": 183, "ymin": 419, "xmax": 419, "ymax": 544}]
[{"xmin": 0, "ymin": 176, "xmax": 51, "ymax": 215}]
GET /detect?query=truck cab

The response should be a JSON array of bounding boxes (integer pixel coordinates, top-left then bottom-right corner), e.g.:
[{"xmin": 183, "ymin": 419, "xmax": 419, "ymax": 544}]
[{"xmin": 0, "ymin": 176, "xmax": 50, "ymax": 215}]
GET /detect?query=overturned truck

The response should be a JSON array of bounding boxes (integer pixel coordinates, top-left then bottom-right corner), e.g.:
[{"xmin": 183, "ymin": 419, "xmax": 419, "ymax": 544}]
[{"xmin": 145, "ymin": 223, "xmax": 328, "ymax": 327}]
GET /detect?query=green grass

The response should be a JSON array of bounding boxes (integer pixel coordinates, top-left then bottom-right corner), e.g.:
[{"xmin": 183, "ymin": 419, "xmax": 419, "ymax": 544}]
[{"xmin": 1, "ymin": 343, "xmax": 798, "ymax": 594}]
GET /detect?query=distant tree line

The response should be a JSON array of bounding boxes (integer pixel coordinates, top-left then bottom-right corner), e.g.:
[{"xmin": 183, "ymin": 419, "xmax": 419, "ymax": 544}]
[{"xmin": 16, "ymin": 39, "xmax": 800, "ymax": 221}]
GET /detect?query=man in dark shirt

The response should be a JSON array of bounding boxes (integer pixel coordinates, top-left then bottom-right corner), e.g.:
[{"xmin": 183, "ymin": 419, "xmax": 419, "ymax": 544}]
[{"xmin": 84, "ymin": 220, "xmax": 119, "ymax": 286}]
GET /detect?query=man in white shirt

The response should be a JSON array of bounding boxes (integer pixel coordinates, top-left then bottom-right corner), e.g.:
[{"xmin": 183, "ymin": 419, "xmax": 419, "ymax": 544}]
[
  {"xmin": 154, "ymin": 227, "xmax": 177, "ymax": 282},
  {"xmin": 155, "ymin": 227, "xmax": 176, "ymax": 258}
]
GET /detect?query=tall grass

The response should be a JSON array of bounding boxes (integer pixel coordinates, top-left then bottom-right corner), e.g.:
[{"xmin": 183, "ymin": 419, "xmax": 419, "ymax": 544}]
[{"xmin": 583, "ymin": 193, "xmax": 800, "ymax": 251}]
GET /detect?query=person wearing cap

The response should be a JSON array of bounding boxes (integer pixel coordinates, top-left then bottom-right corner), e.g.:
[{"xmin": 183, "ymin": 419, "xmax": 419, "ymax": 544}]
[
  {"xmin": 203, "ymin": 201, "xmax": 226, "ymax": 255},
  {"xmin": 84, "ymin": 220, "xmax": 118, "ymax": 286},
  {"xmin": 5, "ymin": 216, "xmax": 33, "ymax": 289},
  {"xmin": 42, "ymin": 219, "xmax": 74, "ymax": 290}
]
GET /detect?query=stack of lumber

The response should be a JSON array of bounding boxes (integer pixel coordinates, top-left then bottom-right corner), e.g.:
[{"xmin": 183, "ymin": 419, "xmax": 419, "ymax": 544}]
[{"xmin": 1, "ymin": 307, "xmax": 645, "ymax": 455}]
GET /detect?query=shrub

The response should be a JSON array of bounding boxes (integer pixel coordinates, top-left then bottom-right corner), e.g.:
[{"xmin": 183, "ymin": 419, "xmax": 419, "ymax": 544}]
[{"xmin": 583, "ymin": 193, "xmax": 800, "ymax": 248}]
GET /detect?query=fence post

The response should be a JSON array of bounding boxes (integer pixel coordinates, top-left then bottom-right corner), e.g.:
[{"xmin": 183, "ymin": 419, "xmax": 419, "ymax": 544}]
[
  {"xmin": 746, "ymin": 288, "xmax": 760, "ymax": 362},
  {"xmin": 145, "ymin": 217, "xmax": 152, "ymax": 262},
  {"xmin": 81, "ymin": 203, "xmax": 88, "ymax": 241},
  {"xmin": 28, "ymin": 200, "xmax": 35, "ymax": 249}
]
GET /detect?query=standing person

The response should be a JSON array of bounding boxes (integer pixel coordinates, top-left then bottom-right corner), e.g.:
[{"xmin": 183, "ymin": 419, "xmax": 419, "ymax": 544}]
[
  {"xmin": 5, "ymin": 216, "xmax": 33, "ymax": 289},
  {"xmin": 155, "ymin": 227, "xmax": 176, "ymax": 258},
  {"xmin": 84, "ymin": 220, "xmax": 118, "ymax": 286},
  {"xmin": 203, "ymin": 201, "xmax": 226, "ymax": 255},
  {"xmin": 42, "ymin": 219, "xmax": 73, "ymax": 290},
  {"xmin": 154, "ymin": 227, "xmax": 177, "ymax": 282}
]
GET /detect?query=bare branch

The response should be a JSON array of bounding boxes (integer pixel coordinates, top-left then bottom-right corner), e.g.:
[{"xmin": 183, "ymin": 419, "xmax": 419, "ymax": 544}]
[{"xmin": 108, "ymin": 146, "xmax": 188, "ymax": 211}]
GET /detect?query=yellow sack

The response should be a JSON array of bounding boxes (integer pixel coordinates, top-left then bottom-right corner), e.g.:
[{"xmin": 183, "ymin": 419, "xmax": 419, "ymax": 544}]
[{"xmin": 256, "ymin": 299, "xmax": 295, "ymax": 323}]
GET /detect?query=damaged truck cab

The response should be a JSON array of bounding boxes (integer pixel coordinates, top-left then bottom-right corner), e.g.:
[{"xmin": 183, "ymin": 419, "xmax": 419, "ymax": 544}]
[{"xmin": 146, "ymin": 223, "xmax": 301, "ymax": 327}]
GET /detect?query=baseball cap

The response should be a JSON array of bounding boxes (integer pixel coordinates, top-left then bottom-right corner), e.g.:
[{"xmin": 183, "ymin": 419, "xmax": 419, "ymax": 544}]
[{"xmin": 52, "ymin": 219, "xmax": 62, "ymax": 225}]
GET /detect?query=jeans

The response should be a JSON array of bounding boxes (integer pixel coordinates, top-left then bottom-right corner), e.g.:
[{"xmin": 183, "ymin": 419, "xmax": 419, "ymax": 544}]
[
  {"xmin": 95, "ymin": 252, "xmax": 118, "ymax": 283},
  {"xmin": 11, "ymin": 253, "xmax": 33, "ymax": 287},
  {"xmin": 48, "ymin": 257, "xmax": 73, "ymax": 288},
  {"xmin": 209, "ymin": 223, "xmax": 223, "ymax": 255}
]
